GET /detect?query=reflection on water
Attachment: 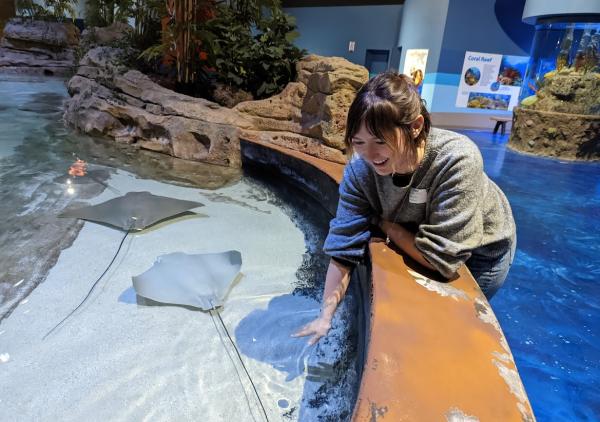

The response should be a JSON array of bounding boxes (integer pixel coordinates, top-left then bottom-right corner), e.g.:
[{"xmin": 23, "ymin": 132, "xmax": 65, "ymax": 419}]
[
  {"xmin": 460, "ymin": 130, "xmax": 600, "ymax": 422},
  {"xmin": 236, "ymin": 292, "xmax": 358, "ymax": 421}
]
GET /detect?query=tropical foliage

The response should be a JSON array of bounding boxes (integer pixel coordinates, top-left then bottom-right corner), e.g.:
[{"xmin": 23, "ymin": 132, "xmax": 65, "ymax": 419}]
[
  {"xmin": 84, "ymin": 0, "xmax": 132, "ymax": 27},
  {"xmin": 85, "ymin": 0, "xmax": 163, "ymax": 48},
  {"xmin": 16, "ymin": 0, "xmax": 78, "ymax": 20},
  {"xmin": 139, "ymin": 0, "xmax": 305, "ymax": 99},
  {"xmin": 203, "ymin": 4, "xmax": 304, "ymax": 98},
  {"xmin": 15, "ymin": 0, "xmax": 305, "ymax": 100}
]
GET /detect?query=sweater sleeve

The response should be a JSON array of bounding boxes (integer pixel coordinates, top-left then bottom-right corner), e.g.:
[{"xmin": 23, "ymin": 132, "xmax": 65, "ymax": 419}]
[
  {"xmin": 414, "ymin": 144, "xmax": 485, "ymax": 278},
  {"xmin": 323, "ymin": 163, "xmax": 373, "ymax": 265}
]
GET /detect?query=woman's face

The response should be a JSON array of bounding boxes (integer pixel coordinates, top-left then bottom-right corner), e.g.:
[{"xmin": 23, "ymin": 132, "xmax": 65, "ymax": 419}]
[{"xmin": 350, "ymin": 122, "xmax": 401, "ymax": 176}]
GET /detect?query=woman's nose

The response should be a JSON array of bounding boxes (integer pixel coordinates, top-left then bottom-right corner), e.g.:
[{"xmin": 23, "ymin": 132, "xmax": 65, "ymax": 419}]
[{"xmin": 362, "ymin": 144, "xmax": 378, "ymax": 160}]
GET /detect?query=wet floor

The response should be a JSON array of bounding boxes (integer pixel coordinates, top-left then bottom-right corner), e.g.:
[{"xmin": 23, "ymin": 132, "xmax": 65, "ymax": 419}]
[{"xmin": 458, "ymin": 130, "xmax": 600, "ymax": 422}]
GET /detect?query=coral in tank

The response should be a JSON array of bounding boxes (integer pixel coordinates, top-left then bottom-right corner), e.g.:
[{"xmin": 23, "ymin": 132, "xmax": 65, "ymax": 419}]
[{"xmin": 510, "ymin": 22, "xmax": 600, "ymax": 161}]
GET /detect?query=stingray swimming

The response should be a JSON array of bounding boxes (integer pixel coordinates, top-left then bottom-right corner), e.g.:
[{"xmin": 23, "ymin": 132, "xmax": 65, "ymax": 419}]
[
  {"xmin": 43, "ymin": 191, "xmax": 204, "ymax": 338},
  {"xmin": 132, "ymin": 250, "xmax": 269, "ymax": 422}
]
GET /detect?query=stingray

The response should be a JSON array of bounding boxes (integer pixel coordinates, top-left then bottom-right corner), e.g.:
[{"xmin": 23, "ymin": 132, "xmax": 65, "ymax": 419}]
[
  {"xmin": 44, "ymin": 192, "xmax": 204, "ymax": 339},
  {"xmin": 132, "ymin": 250, "xmax": 269, "ymax": 421},
  {"xmin": 132, "ymin": 250, "xmax": 242, "ymax": 310},
  {"xmin": 59, "ymin": 191, "xmax": 204, "ymax": 231}
]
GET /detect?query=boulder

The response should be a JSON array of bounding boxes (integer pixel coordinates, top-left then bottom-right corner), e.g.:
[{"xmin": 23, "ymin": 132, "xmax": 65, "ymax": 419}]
[
  {"xmin": 64, "ymin": 51, "xmax": 253, "ymax": 168},
  {"xmin": 2, "ymin": 18, "xmax": 79, "ymax": 47},
  {"xmin": 239, "ymin": 129, "xmax": 346, "ymax": 164},
  {"xmin": 75, "ymin": 46, "xmax": 132, "ymax": 80},
  {"xmin": 0, "ymin": 18, "xmax": 79, "ymax": 75},
  {"xmin": 235, "ymin": 54, "xmax": 368, "ymax": 151}
]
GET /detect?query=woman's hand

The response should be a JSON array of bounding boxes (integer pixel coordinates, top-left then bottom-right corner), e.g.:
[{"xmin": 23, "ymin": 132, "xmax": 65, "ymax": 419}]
[
  {"xmin": 378, "ymin": 219, "xmax": 436, "ymax": 271},
  {"xmin": 292, "ymin": 316, "xmax": 332, "ymax": 345},
  {"xmin": 293, "ymin": 259, "xmax": 350, "ymax": 345}
]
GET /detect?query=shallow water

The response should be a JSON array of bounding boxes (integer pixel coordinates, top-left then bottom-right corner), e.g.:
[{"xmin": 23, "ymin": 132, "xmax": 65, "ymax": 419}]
[
  {"xmin": 0, "ymin": 75, "xmax": 358, "ymax": 421},
  {"xmin": 459, "ymin": 130, "xmax": 600, "ymax": 422}
]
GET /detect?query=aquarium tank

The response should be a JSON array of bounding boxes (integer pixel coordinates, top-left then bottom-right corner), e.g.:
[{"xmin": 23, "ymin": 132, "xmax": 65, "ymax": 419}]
[{"xmin": 519, "ymin": 20, "xmax": 600, "ymax": 115}]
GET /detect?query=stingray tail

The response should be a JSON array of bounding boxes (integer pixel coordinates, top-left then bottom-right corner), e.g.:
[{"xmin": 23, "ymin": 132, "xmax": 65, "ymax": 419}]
[
  {"xmin": 88, "ymin": 174, "xmax": 121, "ymax": 195},
  {"xmin": 210, "ymin": 306, "xmax": 270, "ymax": 422},
  {"xmin": 43, "ymin": 228, "xmax": 131, "ymax": 340}
]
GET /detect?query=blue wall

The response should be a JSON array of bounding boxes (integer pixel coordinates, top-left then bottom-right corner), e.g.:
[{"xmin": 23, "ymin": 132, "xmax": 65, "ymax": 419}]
[
  {"xmin": 283, "ymin": 5, "xmax": 403, "ymax": 71},
  {"xmin": 438, "ymin": 0, "xmax": 532, "ymax": 74}
]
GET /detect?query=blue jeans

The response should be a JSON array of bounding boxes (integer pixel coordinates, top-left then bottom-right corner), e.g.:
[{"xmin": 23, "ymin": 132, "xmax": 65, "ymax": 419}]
[{"xmin": 466, "ymin": 242, "xmax": 516, "ymax": 300}]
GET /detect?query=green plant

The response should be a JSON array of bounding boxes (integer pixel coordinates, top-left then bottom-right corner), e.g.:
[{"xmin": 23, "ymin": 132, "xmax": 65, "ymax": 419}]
[
  {"xmin": 85, "ymin": 0, "xmax": 132, "ymax": 27},
  {"xmin": 139, "ymin": 0, "xmax": 216, "ymax": 90},
  {"xmin": 131, "ymin": 0, "xmax": 164, "ymax": 48},
  {"xmin": 205, "ymin": 2, "xmax": 305, "ymax": 98},
  {"xmin": 138, "ymin": 0, "xmax": 304, "ymax": 99},
  {"xmin": 16, "ymin": 0, "xmax": 77, "ymax": 20},
  {"xmin": 16, "ymin": 0, "xmax": 49, "ymax": 19},
  {"xmin": 44, "ymin": 0, "xmax": 78, "ymax": 20},
  {"xmin": 204, "ymin": 6, "xmax": 255, "ymax": 86},
  {"xmin": 251, "ymin": 8, "xmax": 304, "ymax": 97}
]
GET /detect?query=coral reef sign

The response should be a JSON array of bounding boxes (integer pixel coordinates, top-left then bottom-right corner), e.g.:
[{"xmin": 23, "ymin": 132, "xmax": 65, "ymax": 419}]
[{"xmin": 455, "ymin": 51, "xmax": 528, "ymax": 111}]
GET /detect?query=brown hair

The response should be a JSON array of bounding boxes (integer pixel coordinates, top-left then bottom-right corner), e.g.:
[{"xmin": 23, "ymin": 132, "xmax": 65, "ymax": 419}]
[{"xmin": 344, "ymin": 71, "xmax": 431, "ymax": 168}]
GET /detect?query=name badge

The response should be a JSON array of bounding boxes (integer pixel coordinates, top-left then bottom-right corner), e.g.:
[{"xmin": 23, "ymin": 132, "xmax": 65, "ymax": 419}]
[{"xmin": 409, "ymin": 188, "xmax": 428, "ymax": 204}]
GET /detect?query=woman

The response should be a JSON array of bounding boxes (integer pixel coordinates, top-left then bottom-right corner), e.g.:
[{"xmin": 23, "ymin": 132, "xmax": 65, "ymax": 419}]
[{"xmin": 294, "ymin": 72, "xmax": 516, "ymax": 345}]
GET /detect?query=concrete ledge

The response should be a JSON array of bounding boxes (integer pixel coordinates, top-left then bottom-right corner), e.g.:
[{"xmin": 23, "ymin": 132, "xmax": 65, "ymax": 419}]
[{"xmin": 240, "ymin": 136, "xmax": 535, "ymax": 421}]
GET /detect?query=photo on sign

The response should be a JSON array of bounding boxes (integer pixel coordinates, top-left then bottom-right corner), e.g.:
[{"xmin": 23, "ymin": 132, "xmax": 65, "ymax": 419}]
[
  {"xmin": 403, "ymin": 49, "xmax": 428, "ymax": 91},
  {"xmin": 464, "ymin": 67, "xmax": 481, "ymax": 86},
  {"xmin": 497, "ymin": 55, "xmax": 528, "ymax": 87},
  {"xmin": 467, "ymin": 92, "xmax": 511, "ymax": 110}
]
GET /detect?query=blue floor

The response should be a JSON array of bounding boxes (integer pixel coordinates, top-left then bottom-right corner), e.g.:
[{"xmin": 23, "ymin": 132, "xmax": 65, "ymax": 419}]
[{"xmin": 458, "ymin": 130, "xmax": 600, "ymax": 421}]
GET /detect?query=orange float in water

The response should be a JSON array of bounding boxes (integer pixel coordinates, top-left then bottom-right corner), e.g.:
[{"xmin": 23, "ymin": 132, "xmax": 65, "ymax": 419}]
[{"xmin": 68, "ymin": 159, "xmax": 87, "ymax": 177}]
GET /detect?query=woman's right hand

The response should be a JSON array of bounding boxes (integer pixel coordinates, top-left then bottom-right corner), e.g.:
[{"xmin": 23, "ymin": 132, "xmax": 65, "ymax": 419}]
[{"xmin": 292, "ymin": 316, "xmax": 332, "ymax": 345}]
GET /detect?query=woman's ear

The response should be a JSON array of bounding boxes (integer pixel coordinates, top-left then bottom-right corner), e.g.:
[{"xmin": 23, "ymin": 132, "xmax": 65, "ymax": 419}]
[{"xmin": 411, "ymin": 114, "xmax": 425, "ymax": 138}]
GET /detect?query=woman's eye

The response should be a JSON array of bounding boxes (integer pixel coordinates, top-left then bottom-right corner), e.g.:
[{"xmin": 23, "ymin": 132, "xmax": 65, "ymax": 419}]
[
  {"xmin": 352, "ymin": 140, "xmax": 364, "ymax": 145},
  {"xmin": 375, "ymin": 140, "xmax": 386, "ymax": 145}
]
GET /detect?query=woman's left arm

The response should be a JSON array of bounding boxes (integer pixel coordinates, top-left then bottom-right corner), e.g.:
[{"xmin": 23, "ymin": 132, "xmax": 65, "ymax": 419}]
[{"xmin": 380, "ymin": 220, "xmax": 436, "ymax": 270}]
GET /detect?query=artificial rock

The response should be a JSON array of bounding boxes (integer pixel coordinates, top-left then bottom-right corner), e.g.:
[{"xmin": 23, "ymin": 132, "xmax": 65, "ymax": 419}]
[{"xmin": 0, "ymin": 18, "xmax": 79, "ymax": 75}]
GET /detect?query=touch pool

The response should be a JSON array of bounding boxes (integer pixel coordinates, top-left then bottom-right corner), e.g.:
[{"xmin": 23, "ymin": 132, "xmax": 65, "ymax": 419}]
[{"xmin": 0, "ymin": 75, "xmax": 360, "ymax": 421}]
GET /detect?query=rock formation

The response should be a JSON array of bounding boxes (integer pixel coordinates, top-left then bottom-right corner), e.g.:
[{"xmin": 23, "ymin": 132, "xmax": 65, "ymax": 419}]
[
  {"xmin": 64, "ymin": 47, "xmax": 252, "ymax": 168},
  {"xmin": 0, "ymin": 18, "xmax": 79, "ymax": 76},
  {"xmin": 236, "ymin": 54, "xmax": 368, "ymax": 163},
  {"xmin": 510, "ymin": 108, "xmax": 600, "ymax": 160},
  {"xmin": 80, "ymin": 22, "xmax": 132, "ymax": 48},
  {"xmin": 64, "ymin": 50, "xmax": 364, "ymax": 167}
]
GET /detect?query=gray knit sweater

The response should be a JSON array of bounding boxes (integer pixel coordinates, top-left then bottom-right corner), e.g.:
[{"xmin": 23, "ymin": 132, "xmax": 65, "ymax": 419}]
[{"xmin": 323, "ymin": 128, "xmax": 516, "ymax": 278}]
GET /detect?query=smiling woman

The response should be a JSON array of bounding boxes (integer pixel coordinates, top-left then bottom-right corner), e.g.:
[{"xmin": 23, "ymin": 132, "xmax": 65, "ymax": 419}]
[{"xmin": 295, "ymin": 71, "xmax": 517, "ymax": 345}]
